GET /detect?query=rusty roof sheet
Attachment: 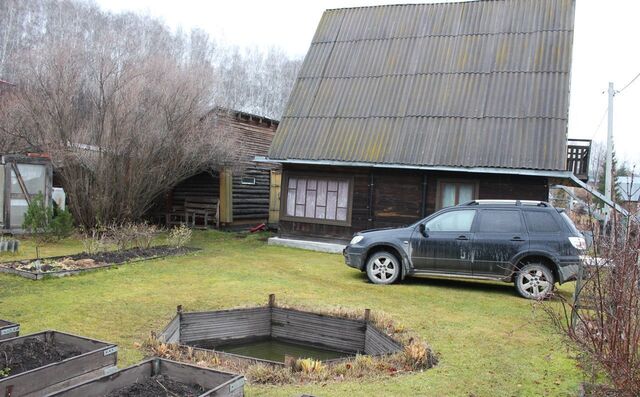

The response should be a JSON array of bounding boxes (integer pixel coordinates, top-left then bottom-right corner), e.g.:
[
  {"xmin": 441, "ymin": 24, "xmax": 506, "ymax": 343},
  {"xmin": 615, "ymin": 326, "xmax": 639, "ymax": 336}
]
[{"xmin": 268, "ymin": 0, "xmax": 575, "ymax": 171}]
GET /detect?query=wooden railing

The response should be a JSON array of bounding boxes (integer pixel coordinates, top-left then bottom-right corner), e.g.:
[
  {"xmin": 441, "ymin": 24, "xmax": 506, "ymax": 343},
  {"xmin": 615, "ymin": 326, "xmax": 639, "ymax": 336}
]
[{"xmin": 567, "ymin": 139, "xmax": 591, "ymax": 182}]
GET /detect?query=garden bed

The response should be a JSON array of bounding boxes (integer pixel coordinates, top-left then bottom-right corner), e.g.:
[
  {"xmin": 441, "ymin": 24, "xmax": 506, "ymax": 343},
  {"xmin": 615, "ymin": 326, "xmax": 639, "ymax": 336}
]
[
  {"xmin": 0, "ymin": 246, "xmax": 197, "ymax": 279},
  {"xmin": 0, "ymin": 319, "xmax": 19, "ymax": 341},
  {"xmin": 48, "ymin": 358, "xmax": 244, "ymax": 397},
  {"xmin": 0, "ymin": 330, "xmax": 117, "ymax": 396}
]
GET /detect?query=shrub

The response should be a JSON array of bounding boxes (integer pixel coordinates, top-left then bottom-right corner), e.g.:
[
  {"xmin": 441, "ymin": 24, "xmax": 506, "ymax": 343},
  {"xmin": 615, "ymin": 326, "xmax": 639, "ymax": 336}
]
[
  {"xmin": 132, "ymin": 223, "xmax": 160, "ymax": 249},
  {"xmin": 22, "ymin": 193, "xmax": 52, "ymax": 238},
  {"xmin": 545, "ymin": 207, "xmax": 640, "ymax": 396},
  {"xmin": 81, "ymin": 229, "xmax": 107, "ymax": 254},
  {"xmin": 49, "ymin": 208, "xmax": 74, "ymax": 239},
  {"xmin": 166, "ymin": 224, "xmax": 192, "ymax": 248}
]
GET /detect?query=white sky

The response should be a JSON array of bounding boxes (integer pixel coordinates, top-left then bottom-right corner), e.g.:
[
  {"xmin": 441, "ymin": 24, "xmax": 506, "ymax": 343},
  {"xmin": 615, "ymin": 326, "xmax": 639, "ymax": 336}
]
[{"xmin": 96, "ymin": 0, "xmax": 640, "ymax": 166}]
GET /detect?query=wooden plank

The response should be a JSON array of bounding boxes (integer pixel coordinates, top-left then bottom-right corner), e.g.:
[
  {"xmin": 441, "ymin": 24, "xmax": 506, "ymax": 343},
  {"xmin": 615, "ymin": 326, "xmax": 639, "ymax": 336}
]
[
  {"xmin": 0, "ymin": 319, "xmax": 19, "ymax": 341},
  {"xmin": 180, "ymin": 308, "xmax": 271, "ymax": 344},
  {"xmin": 46, "ymin": 358, "xmax": 244, "ymax": 397},
  {"xmin": 269, "ymin": 170, "xmax": 282, "ymax": 224},
  {"xmin": 219, "ymin": 168, "xmax": 233, "ymax": 224},
  {"xmin": 364, "ymin": 324, "xmax": 402, "ymax": 356}
]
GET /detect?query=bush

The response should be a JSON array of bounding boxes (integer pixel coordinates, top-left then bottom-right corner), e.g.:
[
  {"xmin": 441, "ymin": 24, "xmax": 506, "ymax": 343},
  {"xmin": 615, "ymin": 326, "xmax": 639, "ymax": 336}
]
[
  {"xmin": 22, "ymin": 193, "xmax": 74, "ymax": 241},
  {"xmin": 166, "ymin": 224, "xmax": 192, "ymax": 248},
  {"xmin": 22, "ymin": 193, "xmax": 52, "ymax": 238},
  {"xmin": 49, "ymin": 208, "xmax": 74, "ymax": 239},
  {"xmin": 81, "ymin": 229, "xmax": 107, "ymax": 254},
  {"xmin": 105, "ymin": 222, "xmax": 162, "ymax": 251}
]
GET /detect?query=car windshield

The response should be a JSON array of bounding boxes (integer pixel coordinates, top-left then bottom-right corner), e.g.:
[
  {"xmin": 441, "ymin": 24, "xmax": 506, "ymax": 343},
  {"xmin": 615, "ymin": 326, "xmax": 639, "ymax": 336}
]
[{"xmin": 560, "ymin": 211, "xmax": 582, "ymax": 235}]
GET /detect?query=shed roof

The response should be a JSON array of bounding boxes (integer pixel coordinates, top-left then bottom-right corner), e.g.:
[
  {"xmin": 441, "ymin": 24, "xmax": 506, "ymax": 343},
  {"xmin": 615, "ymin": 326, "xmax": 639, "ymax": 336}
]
[{"xmin": 268, "ymin": 0, "xmax": 575, "ymax": 171}]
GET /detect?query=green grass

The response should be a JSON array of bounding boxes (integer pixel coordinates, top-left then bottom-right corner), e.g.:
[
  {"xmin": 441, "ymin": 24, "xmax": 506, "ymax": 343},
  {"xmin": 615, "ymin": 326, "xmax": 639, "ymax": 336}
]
[{"xmin": 0, "ymin": 231, "xmax": 582, "ymax": 396}]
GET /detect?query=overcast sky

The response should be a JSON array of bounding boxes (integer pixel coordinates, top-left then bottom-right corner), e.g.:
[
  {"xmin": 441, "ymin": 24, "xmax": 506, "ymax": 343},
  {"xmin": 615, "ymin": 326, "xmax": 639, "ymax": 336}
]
[{"xmin": 96, "ymin": 0, "xmax": 640, "ymax": 166}]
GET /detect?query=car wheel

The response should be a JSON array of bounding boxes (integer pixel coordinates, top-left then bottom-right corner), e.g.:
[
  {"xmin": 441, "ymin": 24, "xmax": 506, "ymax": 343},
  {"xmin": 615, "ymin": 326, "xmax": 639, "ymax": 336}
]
[
  {"xmin": 366, "ymin": 251, "xmax": 401, "ymax": 285},
  {"xmin": 515, "ymin": 262, "xmax": 555, "ymax": 299}
]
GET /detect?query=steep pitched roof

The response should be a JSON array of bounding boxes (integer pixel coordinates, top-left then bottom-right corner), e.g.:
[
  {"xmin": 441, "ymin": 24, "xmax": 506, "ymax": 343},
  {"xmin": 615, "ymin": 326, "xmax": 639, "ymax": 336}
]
[{"xmin": 268, "ymin": 0, "xmax": 575, "ymax": 171}]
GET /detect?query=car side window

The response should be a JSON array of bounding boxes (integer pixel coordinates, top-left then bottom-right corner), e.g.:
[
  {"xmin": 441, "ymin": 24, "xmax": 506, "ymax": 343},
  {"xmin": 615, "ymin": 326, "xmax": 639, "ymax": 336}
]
[
  {"xmin": 477, "ymin": 210, "xmax": 523, "ymax": 233},
  {"xmin": 425, "ymin": 210, "xmax": 476, "ymax": 232},
  {"xmin": 524, "ymin": 211, "xmax": 561, "ymax": 233}
]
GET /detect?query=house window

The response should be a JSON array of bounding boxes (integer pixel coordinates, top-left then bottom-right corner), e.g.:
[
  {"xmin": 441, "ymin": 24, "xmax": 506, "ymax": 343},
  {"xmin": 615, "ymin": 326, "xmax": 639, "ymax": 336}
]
[
  {"xmin": 438, "ymin": 181, "xmax": 477, "ymax": 208},
  {"xmin": 241, "ymin": 176, "xmax": 256, "ymax": 185},
  {"xmin": 284, "ymin": 176, "xmax": 351, "ymax": 224}
]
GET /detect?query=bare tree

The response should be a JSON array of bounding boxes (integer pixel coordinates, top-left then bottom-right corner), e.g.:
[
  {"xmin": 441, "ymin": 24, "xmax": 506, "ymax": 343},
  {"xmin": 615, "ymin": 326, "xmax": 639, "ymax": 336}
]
[{"xmin": 0, "ymin": 5, "xmax": 236, "ymax": 227}]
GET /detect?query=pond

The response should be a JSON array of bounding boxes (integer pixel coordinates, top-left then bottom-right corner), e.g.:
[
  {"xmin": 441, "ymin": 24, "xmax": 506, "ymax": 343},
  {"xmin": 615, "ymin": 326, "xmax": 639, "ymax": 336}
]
[{"xmin": 195, "ymin": 338, "xmax": 349, "ymax": 362}]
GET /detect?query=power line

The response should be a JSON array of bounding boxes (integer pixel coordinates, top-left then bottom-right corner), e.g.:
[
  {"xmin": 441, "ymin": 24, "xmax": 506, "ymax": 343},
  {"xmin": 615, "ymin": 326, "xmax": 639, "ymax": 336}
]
[
  {"xmin": 616, "ymin": 70, "xmax": 640, "ymax": 94},
  {"xmin": 590, "ymin": 106, "xmax": 608, "ymax": 140}
]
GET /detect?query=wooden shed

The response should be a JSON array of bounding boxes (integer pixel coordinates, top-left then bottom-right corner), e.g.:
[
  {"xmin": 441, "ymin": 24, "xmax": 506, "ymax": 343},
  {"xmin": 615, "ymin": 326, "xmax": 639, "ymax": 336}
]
[{"xmin": 161, "ymin": 108, "xmax": 280, "ymax": 229}]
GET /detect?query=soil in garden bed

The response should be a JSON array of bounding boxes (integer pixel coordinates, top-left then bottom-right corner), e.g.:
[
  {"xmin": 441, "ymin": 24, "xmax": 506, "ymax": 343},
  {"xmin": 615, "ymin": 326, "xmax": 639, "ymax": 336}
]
[
  {"xmin": 0, "ymin": 337, "xmax": 81, "ymax": 377},
  {"xmin": 105, "ymin": 375, "xmax": 206, "ymax": 397},
  {"xmin": 0, "ymin": 246, "xmax": 197, "ymax": 273}
]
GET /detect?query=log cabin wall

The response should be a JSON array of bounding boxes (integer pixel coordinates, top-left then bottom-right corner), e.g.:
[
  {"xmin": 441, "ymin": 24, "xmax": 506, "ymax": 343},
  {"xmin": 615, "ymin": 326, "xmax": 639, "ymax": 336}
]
[
  {"xmin": 162, "ymin": 109, "xmax": 279, "ymax": 228},
  {"xmin": 170, "ymin": 172, "xmax": 220, "ymax": 208},
  {"xmin": 278, "ymin": 164, "xmax": 548, "ymax": 242}
]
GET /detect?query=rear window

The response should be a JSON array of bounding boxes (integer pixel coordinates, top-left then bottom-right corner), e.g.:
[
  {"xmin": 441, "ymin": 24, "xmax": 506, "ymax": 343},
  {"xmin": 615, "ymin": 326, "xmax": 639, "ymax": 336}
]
[
  {"xmin": 524, "ymin": 211, "xmax": 561, "ymax": 233},
  {"xmin": 477, "ymin": 210, "xmax": 523, "ymax": 233},
  {"xmin": 560, "ymin": 211, "xmax": 581, "ymax": 235}
]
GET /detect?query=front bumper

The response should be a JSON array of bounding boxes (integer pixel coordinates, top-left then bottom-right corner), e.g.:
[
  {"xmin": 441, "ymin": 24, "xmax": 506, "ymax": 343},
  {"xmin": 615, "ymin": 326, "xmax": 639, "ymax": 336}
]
[{"xmin": 343, "ymin": 245, "xmax": 366, "ymax": 270}]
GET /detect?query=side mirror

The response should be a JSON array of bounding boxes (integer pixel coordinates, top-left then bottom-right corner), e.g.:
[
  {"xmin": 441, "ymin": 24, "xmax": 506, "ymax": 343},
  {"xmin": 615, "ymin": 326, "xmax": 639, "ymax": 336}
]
[{"xmin": 419, "ymin": 223, "xmax": 428, "ymax": 237}]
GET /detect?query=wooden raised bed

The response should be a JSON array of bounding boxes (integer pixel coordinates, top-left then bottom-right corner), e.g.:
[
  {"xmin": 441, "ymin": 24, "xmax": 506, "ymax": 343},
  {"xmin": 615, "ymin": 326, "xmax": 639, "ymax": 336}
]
[
  {"xmin": 0, "ymin": 246, "xmax": 197, "ymax": 280},
  {"xmin": 46, "ymin": 358, "xmax": 245, "ymax": 397},
  {"xmin": 0, "ymin": 319, "xmax": 19, "ymax": 341},
  {"xmin": 0, "ymin": 330, "xmax": 118, "ymax": 397}
]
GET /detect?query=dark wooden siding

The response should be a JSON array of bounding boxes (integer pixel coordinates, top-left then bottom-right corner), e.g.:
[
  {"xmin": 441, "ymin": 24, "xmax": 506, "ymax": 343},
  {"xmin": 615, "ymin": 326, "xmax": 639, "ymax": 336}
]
[
  {"xmin": 232, "ymin": 166, "xmax": 270, "ymax": 223},
  {"xmin": 170, "ymin": 172, "xmax": 219, "ymax": 207},
  {"xmin": 279, "ymin": 164, "xmax": 548, "ymax": 241}
]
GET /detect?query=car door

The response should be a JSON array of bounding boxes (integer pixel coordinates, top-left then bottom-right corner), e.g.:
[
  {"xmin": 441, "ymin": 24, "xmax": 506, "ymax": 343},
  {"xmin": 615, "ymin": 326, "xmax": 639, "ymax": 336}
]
[
  {"xmin": 410, "ymin": 209, "xmax": 476, "ymax": 274},
  {"xmin": 471, "ymin": 209, "xmax": 528, "ymax": 278}
]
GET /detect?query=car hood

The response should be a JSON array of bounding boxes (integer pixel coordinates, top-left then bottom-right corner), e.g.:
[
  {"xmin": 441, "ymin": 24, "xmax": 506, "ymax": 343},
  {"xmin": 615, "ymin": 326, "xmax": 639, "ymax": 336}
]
[{"xmin": 357, "ymin": 225, "xmax": 414, "ymax": 237}]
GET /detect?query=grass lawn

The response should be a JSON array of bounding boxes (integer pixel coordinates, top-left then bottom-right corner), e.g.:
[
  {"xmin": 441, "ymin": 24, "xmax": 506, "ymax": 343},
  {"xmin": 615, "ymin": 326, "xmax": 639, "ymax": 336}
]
[{"xmin": 0, "ymin": 231, "xmax": 582, "ymax": 396}]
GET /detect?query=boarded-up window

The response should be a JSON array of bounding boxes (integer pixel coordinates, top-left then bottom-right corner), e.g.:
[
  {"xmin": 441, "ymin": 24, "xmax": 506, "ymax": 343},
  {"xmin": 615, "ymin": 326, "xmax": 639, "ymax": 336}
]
[{"xmin": 284, "ymin": 177, "xmax": 350, "ymax": 224}]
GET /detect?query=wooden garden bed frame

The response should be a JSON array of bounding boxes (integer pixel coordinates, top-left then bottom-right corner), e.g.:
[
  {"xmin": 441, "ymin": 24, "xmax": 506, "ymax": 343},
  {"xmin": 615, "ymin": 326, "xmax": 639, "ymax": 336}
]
[
  {"xmin": 0, "ymin": 330, "xmax": 118, "ymax": 397},
  {"xmin": 46, "ymin": 358, "xmax": 245, "ymax": 397},
  {"xmin": 0, "ymin": 319, "xmax": 19, "ymax": 341}
]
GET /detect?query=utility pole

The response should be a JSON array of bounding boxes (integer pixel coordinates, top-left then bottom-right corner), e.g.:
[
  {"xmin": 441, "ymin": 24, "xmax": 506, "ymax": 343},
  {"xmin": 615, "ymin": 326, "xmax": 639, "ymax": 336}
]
[{"xmin": 604, "ymin": 82, "xmax": 614, "ymax": 232}]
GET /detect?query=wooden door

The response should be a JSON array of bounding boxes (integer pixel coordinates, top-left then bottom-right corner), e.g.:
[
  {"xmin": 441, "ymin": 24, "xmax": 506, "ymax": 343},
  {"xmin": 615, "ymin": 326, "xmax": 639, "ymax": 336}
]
[{"xmin": 269, "ymin": 170, "xmax": 282, "ymax": 225}]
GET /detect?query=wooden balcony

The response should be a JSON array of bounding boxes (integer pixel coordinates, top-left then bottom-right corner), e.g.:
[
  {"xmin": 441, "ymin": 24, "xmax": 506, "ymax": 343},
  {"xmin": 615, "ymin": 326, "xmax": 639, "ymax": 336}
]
[{"xmin": 567, "ymin": 139, "xmax": 591, "ymax": 182}]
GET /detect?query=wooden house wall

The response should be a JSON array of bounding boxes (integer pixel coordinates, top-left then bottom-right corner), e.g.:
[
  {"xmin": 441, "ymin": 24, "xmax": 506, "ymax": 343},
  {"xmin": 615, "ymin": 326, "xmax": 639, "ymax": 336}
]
[
  {"xmin": 232, "ymin": 166, "xmax": 270, "ymax": 223},
  {"xmin": 278, "ymin": 164, "xmax": 548, "ymax": 241},
  {"xmin": 169, "ymin": 172, "xmax": 220, "ymax": 208}
]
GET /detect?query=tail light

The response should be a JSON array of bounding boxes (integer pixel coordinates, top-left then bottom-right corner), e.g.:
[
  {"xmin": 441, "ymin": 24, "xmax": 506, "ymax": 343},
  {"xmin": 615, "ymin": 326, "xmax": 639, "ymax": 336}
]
[{"xmin": 569, "ymin": 236, "xmax": 587, "ymax": 250}]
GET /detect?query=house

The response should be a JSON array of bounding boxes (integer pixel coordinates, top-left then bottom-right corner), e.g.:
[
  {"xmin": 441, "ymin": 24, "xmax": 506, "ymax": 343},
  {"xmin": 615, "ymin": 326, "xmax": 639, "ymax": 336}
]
[
  {"xmin": 617, "ymin": 176, "xmax": 640, "ymax": 214},
  {"xmin": 160, "ymin": 108, "xmax": 280, "ymax": 229},
  {"xmin": 260, "ymin": 0, "xmax": 593, "ymax": 243}
]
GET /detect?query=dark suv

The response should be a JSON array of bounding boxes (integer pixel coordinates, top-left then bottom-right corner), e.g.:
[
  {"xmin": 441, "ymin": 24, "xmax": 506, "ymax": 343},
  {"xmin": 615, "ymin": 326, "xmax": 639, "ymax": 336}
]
[{"xmin": 343, "ymin": 200, "xmax": 586, "ymax": 299}]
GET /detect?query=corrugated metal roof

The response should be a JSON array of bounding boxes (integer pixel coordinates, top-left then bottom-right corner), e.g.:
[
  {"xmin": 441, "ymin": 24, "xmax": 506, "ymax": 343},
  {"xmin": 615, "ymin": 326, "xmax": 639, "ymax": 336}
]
[{"xmin": 269, "ymin": 0, "xmax": 575, "ymax": 171}]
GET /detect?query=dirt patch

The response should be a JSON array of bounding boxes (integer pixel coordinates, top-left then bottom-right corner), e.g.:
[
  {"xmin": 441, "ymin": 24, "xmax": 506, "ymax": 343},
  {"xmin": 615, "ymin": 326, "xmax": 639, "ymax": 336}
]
[
  {"xmin": 0, "ymin": 337, "xmax": 81, "ymax": 377},
  {"xmin": 0, "ymin": 246, "xmax": 197, "ymax": 274},
  {"xmin": 105, "ymin": 375, "xmax": 206, "ymax": 397}
]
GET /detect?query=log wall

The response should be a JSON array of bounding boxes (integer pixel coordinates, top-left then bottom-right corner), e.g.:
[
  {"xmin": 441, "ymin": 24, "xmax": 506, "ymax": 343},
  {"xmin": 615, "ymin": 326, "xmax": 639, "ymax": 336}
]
[{"xmin": 279, "ymin": 164, "xmax": 549, "ymax": 241}]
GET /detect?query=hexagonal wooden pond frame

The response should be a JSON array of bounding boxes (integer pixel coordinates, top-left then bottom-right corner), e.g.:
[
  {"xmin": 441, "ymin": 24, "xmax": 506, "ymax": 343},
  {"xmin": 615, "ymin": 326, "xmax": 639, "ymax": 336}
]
[{"xmin": 159, "ymin": 295, "xmax": 402, "ymax": 366}]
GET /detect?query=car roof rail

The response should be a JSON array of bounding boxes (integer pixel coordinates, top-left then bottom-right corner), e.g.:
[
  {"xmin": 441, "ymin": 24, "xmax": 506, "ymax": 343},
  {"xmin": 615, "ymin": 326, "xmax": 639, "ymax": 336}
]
[{"xmin": 461, "ymin": 200, "xmax": 550, "ymax": 207}]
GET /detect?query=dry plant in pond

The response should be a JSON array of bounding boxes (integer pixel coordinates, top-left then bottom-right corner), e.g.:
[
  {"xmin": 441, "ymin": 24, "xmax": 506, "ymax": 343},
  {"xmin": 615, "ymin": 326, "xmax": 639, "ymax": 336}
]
[
  {"xmin": 544, "ymin": 203, "xmax": 640, "ymax": 396},
  {"xmin": 141, "ymin": 303, "xmax": 437, "ymax": 385}
]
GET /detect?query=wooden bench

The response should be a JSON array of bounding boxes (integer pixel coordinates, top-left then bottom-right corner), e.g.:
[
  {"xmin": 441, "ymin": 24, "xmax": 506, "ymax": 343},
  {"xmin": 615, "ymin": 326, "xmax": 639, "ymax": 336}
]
[{"xmin": 185, "ymin": 198, "xmax": 219, "ymax": 229}]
